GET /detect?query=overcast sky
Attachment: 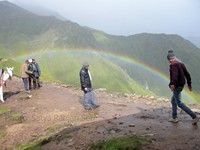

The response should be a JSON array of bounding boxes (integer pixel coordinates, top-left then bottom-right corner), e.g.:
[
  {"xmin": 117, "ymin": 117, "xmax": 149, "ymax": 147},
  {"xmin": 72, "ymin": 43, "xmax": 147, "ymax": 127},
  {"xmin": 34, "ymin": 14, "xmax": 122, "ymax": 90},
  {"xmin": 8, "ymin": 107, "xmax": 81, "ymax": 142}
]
[{"xmin": 7, "ymin": 0, "xmax": 200, "ymax": 36}]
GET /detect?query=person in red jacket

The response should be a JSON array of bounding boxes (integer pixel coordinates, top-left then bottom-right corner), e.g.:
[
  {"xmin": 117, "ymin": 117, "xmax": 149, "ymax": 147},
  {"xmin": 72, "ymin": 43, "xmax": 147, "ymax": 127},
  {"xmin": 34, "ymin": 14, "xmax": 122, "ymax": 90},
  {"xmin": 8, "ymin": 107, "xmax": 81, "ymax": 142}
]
[{"xmin": 167, "ymin": 50, "xmax": 199, "ymax": 125}]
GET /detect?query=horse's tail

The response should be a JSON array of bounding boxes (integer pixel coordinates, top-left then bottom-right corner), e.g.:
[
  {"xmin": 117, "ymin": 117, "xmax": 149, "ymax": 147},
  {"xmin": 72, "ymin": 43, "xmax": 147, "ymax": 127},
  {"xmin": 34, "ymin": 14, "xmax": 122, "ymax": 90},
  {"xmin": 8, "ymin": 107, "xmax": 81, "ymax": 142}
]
[{"xmin": 0, "ymin": 69, "xmax": 4, "ymax": 77}]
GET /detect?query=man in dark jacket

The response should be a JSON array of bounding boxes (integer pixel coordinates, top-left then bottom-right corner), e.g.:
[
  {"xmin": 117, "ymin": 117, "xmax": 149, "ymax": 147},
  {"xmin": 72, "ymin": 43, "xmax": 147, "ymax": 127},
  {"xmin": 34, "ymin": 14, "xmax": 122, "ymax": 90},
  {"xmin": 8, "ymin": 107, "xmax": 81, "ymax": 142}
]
[
  {"xmin": 167, "ymin": 50, "xmax": 199, "ymax": 125},
  {"xmin": 80, "ymin": 62, "xmax": 99, "ymax": 110},
  {"xmin": 32, "ymin": 58, "xmax": 41, "ymax": 88}
]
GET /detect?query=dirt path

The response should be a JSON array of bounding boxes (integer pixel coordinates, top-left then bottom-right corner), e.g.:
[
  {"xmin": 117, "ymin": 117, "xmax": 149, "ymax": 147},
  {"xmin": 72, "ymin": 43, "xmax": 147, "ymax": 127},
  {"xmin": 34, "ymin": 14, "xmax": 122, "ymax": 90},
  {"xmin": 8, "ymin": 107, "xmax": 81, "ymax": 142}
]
[{"xmin": 0, "ymin": 77, "xmax": 200, "ymax": 150}]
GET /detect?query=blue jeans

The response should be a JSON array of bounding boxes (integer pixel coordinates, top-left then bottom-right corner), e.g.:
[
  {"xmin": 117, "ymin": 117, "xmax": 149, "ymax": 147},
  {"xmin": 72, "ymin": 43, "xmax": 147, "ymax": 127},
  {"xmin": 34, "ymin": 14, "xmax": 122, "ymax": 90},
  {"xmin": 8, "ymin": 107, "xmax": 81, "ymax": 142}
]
[
  {"xmin": 171, "ymin": 87, "xmax": 196, "ymax": 119},
  {"xmin": 22, "ymin": 78, "xmax": 29, "ymax": 91}
]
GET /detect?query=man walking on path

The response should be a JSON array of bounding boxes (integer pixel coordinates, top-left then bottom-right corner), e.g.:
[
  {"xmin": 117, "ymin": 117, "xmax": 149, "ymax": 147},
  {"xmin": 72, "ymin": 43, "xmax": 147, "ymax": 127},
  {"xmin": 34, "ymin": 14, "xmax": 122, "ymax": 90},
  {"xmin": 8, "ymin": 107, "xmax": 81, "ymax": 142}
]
[
  {"xmin": 79, "ymin": 62, "xmax": 100, "ymax": 110},
  {"xmin": 167, "ymin": 50, "xmax": 199, "ymax": 125}
]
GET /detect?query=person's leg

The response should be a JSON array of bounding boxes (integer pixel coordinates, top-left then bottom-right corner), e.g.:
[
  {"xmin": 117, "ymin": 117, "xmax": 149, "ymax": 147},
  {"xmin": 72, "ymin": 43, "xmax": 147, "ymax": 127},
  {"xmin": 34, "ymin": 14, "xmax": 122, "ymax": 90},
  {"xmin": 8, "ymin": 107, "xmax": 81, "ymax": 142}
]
[
  {"xmin": 35, "ymin": 77, "xmax": 38, "ymax": 88},
  {"xmin": 22, "ymin": 78, "xmax": 25, "ymax": 90},
  {"xmin": 22, "ymin": 78, "xmax": 26, "ymax": 90},
  {"xmin": 0, "ymin": 86, "xmax": 4, "ymax": 102},
  {"xmin": 33, "ymin": 76, "xmax": 36, "ymax": 89},
  {"xmin": 36, "ymin": 77, "xmax": 40, "ymax": 88},
  {"xmin": 25, "ymin": 78, "xmax": 29, "ymax": 91},
  {"xmin": 83, "ymin": 92, "xmax": 93, "ymax": 110},
  {"xmin": 90, "ymin": 90, "xmax": 100, "ymax": 108},
  {"xmin": 23, "ymin": 78, "xmax": 29, "ymax": 91},
  {"xmin": 171, "ymin": 94, "xmax": 178, "ymax": 119},
  {"xmin": 38, "ymin": 77, "xmax": 41, "ymax": 87},
  {"xmin": 28, "ymin": 77, "xmax": 32, "ymax": 90},
  {"xmin": 174, "ymin": 87, "xmax": 196, "ymax": 119}
]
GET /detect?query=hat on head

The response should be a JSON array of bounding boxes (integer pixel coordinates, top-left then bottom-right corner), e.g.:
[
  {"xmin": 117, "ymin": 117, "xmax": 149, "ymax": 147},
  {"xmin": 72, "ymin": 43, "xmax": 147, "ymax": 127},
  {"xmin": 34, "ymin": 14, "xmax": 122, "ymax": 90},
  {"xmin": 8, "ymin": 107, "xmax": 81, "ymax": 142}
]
[
  {"xmin": 83, "ymin": 62, "xmax": 89, "ymax": 68},
  {"xmin": 28, "ymin": 59, "xmax": 32, "ymax": 63},
  {"xmin": 167, "ymin": 50, "xmax": 175, "ymax": 60}
]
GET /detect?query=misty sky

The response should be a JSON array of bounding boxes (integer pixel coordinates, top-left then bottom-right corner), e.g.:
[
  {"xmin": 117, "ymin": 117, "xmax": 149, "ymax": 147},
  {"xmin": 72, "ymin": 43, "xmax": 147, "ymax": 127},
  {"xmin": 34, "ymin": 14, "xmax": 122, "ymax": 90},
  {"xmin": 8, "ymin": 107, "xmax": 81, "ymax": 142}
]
[{"xmin": 7, "ymin": 0, "xmax": 200, "ymax": 36}]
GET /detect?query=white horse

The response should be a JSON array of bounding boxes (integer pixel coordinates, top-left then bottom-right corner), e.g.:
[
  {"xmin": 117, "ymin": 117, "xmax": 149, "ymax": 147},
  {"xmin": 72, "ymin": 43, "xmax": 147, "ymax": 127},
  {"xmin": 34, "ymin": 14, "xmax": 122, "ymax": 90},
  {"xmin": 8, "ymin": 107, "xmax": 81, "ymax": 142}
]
[{"xmin": 0, "ymin": 67, "xmax": 14, "ymax": 103}]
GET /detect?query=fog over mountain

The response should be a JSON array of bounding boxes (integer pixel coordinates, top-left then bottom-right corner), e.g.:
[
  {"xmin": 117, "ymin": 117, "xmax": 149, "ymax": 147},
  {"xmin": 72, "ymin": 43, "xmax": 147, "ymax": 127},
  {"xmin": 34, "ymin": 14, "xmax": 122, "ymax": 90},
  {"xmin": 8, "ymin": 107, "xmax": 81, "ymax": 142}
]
[
  {"xmin": 185, "ymin": 36, "xmax": 200, "ymax": 48},
  {"xmin": 6, "ymin": 0, "xmax": 200, "ymax": 37},
  {"xmin": 11, "ymin": 0, "xmax": 67, "ymax": 20},
  {"xmin": 9, "ymin": 0, "xmax": 200, "ymax": 48}
]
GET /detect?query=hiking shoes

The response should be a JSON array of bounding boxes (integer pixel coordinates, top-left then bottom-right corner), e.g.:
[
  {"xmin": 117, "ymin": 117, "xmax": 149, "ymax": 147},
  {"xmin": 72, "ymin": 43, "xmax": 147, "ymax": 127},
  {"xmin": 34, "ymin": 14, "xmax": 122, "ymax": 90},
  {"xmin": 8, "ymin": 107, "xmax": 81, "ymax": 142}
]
[
  {"xmin": 93, "ymin": 105, "xmax": 100, "ymax": 109},
  {"xmin": 169, "ymin": 118, "xmax": 179, "ymax": 123},
  {"xmin": 169, "ymin": 117, "xmax": 199, "ymax": 125},
  {"xmin": 26, "ymin": 90, "xmax": 31, "ymax": 93},
  {"xmin": 192, "ymin": 117, "xmax": 199, "ymax": 125}
]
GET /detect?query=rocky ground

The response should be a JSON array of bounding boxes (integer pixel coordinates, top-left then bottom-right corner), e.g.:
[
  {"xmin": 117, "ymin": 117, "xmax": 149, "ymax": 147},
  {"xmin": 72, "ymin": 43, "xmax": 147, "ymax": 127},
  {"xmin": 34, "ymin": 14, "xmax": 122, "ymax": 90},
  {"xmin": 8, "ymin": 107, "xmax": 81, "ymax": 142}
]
[{"xmin": 0, "ymin": 76, "xmax": 200, "ymax": 150}]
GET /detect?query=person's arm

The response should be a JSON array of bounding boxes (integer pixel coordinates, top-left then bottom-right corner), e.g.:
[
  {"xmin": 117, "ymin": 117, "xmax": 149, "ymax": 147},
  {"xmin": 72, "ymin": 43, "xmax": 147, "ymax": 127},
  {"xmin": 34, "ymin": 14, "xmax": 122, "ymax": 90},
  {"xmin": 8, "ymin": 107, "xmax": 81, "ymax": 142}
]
[
  {"xmin": 36, "ymin": 63, "xmax": 41, "ymax": 76},
  {"xmin": 25, "ymin": 64, "xmax": 32, "ymax": 74},
  {"xmin": 80, "ymin": 70, "xmax": 87, "ymax": 91},
  {"xmin": 169, "ymin": 64, "xmax": 178, "ymax": 91},
  {"xmin": 182, "ymin": 64, "xmax": 192, "ymax": 91}
]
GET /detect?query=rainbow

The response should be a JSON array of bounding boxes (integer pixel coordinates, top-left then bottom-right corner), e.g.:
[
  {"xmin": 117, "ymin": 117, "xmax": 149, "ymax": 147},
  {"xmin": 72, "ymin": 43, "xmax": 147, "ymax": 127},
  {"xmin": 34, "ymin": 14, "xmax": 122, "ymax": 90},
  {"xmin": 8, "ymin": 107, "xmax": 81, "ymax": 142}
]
[{"xmin": 13, "ymin": 48, "xmax": 200, "ymax": 104}]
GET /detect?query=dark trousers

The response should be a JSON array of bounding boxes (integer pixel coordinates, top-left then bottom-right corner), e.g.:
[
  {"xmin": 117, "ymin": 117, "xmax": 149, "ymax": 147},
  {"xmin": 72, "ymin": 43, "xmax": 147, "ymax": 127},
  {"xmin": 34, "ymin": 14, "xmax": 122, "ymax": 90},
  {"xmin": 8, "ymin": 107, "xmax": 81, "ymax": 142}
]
[
  {"xmin": 29, "ymin": 75, "xmax": 36, "ymax": 89},
  {"xmin": 35, "ymin": 77, "xmax": 41, "ymax": 88}
]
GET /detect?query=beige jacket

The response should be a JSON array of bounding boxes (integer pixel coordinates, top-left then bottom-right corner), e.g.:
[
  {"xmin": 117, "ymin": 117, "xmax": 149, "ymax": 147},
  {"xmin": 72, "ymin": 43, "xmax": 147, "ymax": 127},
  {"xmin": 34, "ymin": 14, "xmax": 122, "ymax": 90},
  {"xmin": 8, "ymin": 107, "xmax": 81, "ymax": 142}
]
[{"xmin": 20, "ymin": 63, "xmax": 32, "ymax": 78}]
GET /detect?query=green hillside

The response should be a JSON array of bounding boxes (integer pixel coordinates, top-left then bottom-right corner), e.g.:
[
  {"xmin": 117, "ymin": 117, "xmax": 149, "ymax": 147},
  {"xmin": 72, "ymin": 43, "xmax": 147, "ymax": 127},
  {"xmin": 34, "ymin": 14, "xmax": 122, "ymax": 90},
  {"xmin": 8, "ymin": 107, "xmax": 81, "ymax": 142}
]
[
  {"xmin": 1, "ymin": 1, "xmax": 200, "ymax": 102},
  {"xmin": 103, "ymin": 34, "xmax": 200, "ymax": 97},
  {"xmin": 15, "ymin": 51, "xmax": 151, "ymax": 95},
  {"xmin": 0, "ymin": 58, "xmax": 21, "ymax": 76}
]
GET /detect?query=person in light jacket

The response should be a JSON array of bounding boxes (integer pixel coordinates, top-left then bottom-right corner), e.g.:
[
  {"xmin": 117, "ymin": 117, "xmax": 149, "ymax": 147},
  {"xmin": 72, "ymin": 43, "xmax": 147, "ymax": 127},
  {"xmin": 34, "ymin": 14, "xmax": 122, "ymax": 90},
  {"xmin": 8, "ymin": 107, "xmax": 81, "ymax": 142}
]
[{"xmin": 20, "ymin": 59, "xmax": 33, "ymax": 93}]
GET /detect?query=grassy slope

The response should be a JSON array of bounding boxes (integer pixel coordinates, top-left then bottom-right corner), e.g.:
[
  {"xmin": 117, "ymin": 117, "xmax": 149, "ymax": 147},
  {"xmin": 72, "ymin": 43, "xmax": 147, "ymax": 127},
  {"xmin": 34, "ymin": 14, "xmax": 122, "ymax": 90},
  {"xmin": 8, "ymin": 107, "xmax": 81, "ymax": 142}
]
[
  {"xmin": 15, "ymin": 51, "xmax": 152, "ymax": 95},
  {"xmin": 0, "ymin": 58, "xmax": 21, "ymax": 76}
]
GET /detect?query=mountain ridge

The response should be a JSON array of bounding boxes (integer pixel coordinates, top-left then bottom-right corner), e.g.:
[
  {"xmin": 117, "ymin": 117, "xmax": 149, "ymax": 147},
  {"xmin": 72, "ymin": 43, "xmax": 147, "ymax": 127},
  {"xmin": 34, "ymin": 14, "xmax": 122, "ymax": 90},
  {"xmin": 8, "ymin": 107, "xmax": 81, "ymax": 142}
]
[{"xmin": 0, "ymin": 1, "xmax": 200, "ymax": 102}]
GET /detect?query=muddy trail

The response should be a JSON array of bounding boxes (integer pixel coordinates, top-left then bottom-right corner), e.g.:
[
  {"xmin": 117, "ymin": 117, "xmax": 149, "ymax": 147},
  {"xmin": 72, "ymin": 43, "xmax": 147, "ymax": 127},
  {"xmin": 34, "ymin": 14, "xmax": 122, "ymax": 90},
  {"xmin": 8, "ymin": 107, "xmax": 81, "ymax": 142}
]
[{"xmin": 0, "ymin": 76, "xmax": 200, "ymax": 150}]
